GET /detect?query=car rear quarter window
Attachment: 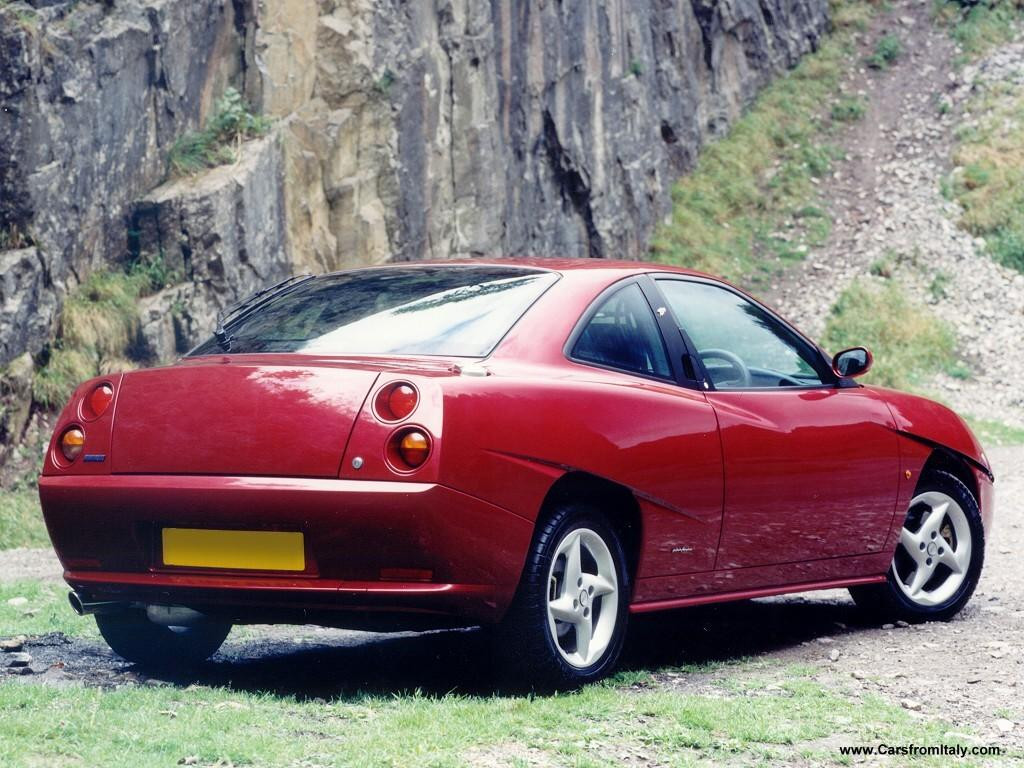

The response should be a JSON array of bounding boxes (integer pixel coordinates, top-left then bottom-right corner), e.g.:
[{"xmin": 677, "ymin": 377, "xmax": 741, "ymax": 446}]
[
  {"xmin": 190, "ymin": 266, "xmax": 559, "ymax": 358},
  {"xmin": 571, "ymin": 283, "xmax": 673, "ymax": 380}
]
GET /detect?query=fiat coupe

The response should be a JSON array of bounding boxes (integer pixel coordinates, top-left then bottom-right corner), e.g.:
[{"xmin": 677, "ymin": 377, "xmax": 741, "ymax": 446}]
[{"xmin": 39, "ymin": 261, "xmax": 993, "ymax": 687}]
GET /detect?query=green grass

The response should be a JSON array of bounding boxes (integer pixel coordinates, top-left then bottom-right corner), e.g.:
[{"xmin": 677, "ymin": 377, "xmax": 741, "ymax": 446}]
[
  {"xmin": 831, "ymin": 95, "xmax": 867, "ymax": 122},
  {"xmin": 168, "ymin": 88, "xmax": 270, "ymax": 177},
  {"xmin": 0, "ymin": 490, "xmax": 47, "ymax": 551},
  {"xmin": 0, "ymin": 581, "xmax": 1004, "ymax": 767},
  {"xmin": 935, "ymin": 0, "xmax": 1024, "ymax": 56},
  {"xmin": 31, "ymin": 251, "xmax": 179, "ymax": 409},
  {"xmin": 865, "ymin": 33, "xmax": 903, "ymax": 69},
  {"xmin": 822, "ymin": 280, "xmax": 963, "ymax": 390},
  {"xmin": 0, "ymin": 666, "xmax": 983, "ymax": 768},
  {"xmin": 965, "ymin": 416, "xmax": 1024, "ymax": 447},
  {"xmin": 0, "ymin": 581, "xmax": 95, "ymax": 639},
  {"xmin": 951, "ymin": 78, "xmax": 1024, "ymax": 273},
  {"xmin": 650, "ymin": 1, "xmax": 874, "ymax": 285}
]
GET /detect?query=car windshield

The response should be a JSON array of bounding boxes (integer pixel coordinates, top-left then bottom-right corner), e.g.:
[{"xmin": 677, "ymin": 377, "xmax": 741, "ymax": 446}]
[{"xmin": 189, "ymin": 266, "xmax": 558, "ymax": 358}]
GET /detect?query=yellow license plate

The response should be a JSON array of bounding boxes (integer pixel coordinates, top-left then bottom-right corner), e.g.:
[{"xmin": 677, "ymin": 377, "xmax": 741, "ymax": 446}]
[{"xmin": 162, "ymin": 528, "xmax": 305, "ymax": 571}]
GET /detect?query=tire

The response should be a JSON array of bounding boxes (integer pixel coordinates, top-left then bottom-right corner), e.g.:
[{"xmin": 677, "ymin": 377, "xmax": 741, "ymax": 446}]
[
  {"xmin": 850, "ymin": 469, "xmax": 985, "ymax": 623},
  {"xmin": 95, "ymin": 610, "xmax": 232, "ymax": 668},
  {"xmin": 494, "ymin": 501, "xmax": 631, "ymax": 690}
]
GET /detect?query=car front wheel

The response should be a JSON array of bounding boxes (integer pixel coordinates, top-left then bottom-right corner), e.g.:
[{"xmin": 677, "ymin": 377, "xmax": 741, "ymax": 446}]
[
  {"xmin": 496, "ymin": 502, "xmax": 630, "ymax": 689},
  {"xmin": 850, "ymin": 469, "xmax": 984, "ymax": 622}
]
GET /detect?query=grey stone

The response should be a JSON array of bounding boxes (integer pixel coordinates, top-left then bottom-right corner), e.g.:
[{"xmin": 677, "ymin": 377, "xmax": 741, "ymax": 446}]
[
  {"xmin": 5, "ymin": 651, "xmax": 31, "ymax": 667},
  {"xmin": 132, "ymin": 135, "xmax": 291, "ymax": 362}
]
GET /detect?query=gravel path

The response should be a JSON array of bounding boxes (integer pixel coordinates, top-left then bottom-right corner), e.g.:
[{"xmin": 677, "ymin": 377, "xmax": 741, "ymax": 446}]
[
  {"xmin": 0, "ymin": 547, "xmax": 61, "ymax": 584},
  {"xmin": 768, "ymin": 1, "xmax": 1024, "ymax": 427}
]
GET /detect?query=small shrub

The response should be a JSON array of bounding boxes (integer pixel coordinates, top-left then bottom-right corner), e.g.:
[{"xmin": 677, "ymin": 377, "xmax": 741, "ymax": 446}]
[
  {"xmin": 168, "ymin": 88, "xmax": 270, "ymax": 177},
  {"xmin": 928, "ymin": 270, "xmax": 951, "ymax": 301},
  {"xmin": 961, "ymin": 162, "xmax": 990, "ymax": 190},
  {"xmin": 831, "ymin": 95, "xmax": 867, "ymax": 122},
  {"xmin": 628, "ymin": 59, "xmax": 644, "ymax": 78},
  {"xmin": 373, "ymin": 68, "xmax": 396, "ymax": 93},
  {"xmin": 865, "ymin": 34, "xmax": 902, "ymax": 69},
  {"xmin": 989, "ymin": 229, "xmax": 1024, "ymax": 272},
  {"xmin": 822, "ymin": 280, "xmax": 960, "ymax": 391},
  {"xmin": 869, "ymin": 257, "xmax": 893, "ymax": 278}
]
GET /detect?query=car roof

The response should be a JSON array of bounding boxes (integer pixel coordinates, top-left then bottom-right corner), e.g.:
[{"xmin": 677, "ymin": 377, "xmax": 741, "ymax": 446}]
[{"xmin": 329, "ymin": 257, "xmax": 712, "ymax": 280}]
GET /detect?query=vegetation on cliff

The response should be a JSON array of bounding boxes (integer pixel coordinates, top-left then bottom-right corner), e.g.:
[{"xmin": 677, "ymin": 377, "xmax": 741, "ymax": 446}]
[
  {"xmin": 167, "ymin": 88, "xmax": 270, "ymax": 177},
  {"xmin": 651, "ymin": 1, "xmax": 872, "ymax": 284}
]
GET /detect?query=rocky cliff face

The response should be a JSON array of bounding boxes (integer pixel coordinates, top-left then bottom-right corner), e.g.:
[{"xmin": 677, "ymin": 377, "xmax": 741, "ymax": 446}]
[
  {"xmin": 0, "ymin": 0, "xmax": 828, "ymax": 472},
  {"xmin": 0, "ymin": 0, "xmax": 257, "ymax": 364},
  {"xmin": 276, "ymin": 0, "xmax": 830, "ymax": 270}
]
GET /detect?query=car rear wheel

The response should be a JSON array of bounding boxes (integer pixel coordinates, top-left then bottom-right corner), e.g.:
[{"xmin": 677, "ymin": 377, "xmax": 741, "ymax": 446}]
[
  {"xmin": 495, "ymin": 502, "xmax": 630, "ymax": 690},
  {"xmin": 850, "ymin": 469, "xmax": 984, "ymax": 622},
  {"xmin": 95, "ymin": 610, "xmax": 232, "ymax": 668}
]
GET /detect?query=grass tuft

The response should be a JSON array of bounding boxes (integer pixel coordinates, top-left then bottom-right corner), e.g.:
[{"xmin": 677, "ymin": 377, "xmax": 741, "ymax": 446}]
[
  {"xmin": 822, "ymin": 280, "xmax": 961, "ymax": 391},
  {"xmin": 832, "ymin": 95, "xmax": 867, "ymax": 122},
  {"xmin": 866, "ymin": 33, "xmax": 903, "ymax": 69},
  {"xmin": 32, "ymin": 253, "xmax": 178, "ymax": 409},
  {"xmin": 168, "ymin": 88, "xmax": 270, "ymax": 177}
]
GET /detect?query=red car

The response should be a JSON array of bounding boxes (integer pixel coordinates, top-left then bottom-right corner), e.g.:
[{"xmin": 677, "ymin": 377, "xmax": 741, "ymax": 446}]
[{"xmin": 39, "ymin": 261, "xmax": 993, "ymax": 687}]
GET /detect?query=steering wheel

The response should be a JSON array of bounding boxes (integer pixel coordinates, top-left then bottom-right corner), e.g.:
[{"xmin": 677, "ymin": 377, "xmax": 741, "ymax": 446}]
[{"xmin": 699, "ymin": 348, "xmax": 751, "ymax": 388}]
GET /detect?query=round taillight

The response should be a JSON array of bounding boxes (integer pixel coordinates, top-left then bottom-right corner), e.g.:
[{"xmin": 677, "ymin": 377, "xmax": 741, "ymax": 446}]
[
  {"xmin": 397, "ymin": 430, "xmax": 430, "ymax": 469},
  {"xmin": 60, "ymin": 427, "xmax": 85, "ymax": 462},
  {"xmin": 87, "ymin": 384, "xmax": 113, "ymax": 419},
  {"xmin": 374, "ymin": 382, "xmax": 419, "ymax": 422}
]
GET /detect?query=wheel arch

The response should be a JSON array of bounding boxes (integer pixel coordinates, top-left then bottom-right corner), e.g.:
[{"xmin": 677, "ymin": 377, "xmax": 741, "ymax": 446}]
[
  {"xmin": 539, "ymin": 471, "xmax": 642, "ymax": 584},
  {"xmin": 918, "ymin": 448, "xmax": 979, "ymax": 501}
]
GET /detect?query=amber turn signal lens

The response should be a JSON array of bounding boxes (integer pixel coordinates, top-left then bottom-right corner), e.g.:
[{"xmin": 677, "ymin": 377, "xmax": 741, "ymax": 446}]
[
  {"xmin": 60, "ymin": 427, "xmax": 85, "ymax": 462},
  {"xmin": 398, "ymin": 430, "xmax": 430, "ymax": 468},
  {"xmin": 88, "ymin": 384, "xmax": 113, "ymax": 419}
]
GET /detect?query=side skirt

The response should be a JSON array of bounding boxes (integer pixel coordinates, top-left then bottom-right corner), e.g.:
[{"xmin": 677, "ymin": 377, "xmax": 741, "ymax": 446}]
[{"xmin": 630, "ymin": 574, "xmax": 886, "ymax": 614}]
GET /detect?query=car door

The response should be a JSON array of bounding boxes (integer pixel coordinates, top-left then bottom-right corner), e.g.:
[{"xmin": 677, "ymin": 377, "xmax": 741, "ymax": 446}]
[
  {"xmin": 564, "ymin": 278, "xmax": 725, "ymax": 576},
  {"xmin": 652, "ymin": 276, "xmax": 901, "ymax": 570}
]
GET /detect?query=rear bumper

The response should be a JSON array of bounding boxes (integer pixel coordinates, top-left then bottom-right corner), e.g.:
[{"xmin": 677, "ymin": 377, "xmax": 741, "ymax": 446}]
[{"xmin": 39, "ymin": 474, "xmax": 534, "ymax": 625}]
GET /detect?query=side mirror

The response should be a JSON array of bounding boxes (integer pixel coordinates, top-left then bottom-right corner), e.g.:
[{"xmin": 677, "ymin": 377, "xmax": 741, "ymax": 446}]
[{"xmin": 832, "ymin": 347, "xmax": 873, "ymax": 378}]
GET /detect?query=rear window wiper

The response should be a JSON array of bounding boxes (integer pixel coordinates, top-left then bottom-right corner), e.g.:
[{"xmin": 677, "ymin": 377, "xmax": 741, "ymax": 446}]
[{"xmin": 214, "ymin": 274, "xmax": 315, "ymax": 351}]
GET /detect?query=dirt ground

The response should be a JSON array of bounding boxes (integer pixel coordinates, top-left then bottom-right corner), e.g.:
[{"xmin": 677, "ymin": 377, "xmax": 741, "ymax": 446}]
[{"xmin": 2, "ymin": 445, "xmax": 1020, "ymax": 749}]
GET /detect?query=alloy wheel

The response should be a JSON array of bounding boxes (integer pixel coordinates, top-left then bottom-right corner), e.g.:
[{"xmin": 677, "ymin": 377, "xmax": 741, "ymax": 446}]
[
  {"xmin": 545, "ymin": 528, "xmax": 619, "ymax": 668},
  {"xmin": 892, "ymin": 490, "xmax": 972, "ymax": 607}
]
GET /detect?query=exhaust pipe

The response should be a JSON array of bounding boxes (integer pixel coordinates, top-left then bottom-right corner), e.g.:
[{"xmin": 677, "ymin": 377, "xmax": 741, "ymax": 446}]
[{"xmin": 68, "ymin": 591, "xmax": 127, "ymax": 616}]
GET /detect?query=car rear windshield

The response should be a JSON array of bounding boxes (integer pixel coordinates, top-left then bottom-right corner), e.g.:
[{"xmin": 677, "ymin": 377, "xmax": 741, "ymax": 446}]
[{"xmin": 189, "ymin": 266, "xmax": 559, "ymax": 358}]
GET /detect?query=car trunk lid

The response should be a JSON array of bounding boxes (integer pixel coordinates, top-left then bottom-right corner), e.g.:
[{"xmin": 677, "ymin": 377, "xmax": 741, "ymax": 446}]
[{"xmin": 110, "ymin": 359, "xmax": 381, "ymax": 477}]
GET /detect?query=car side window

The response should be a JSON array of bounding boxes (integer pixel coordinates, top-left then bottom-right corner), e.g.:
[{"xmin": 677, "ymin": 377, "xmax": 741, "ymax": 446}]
[
  {"xmin": 572, "ymin": 283, "xmax": 673, "ymax": 380},
  {"xmin": 656, "ymin": 279, "xmax": 827, "ymax": 389}
]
